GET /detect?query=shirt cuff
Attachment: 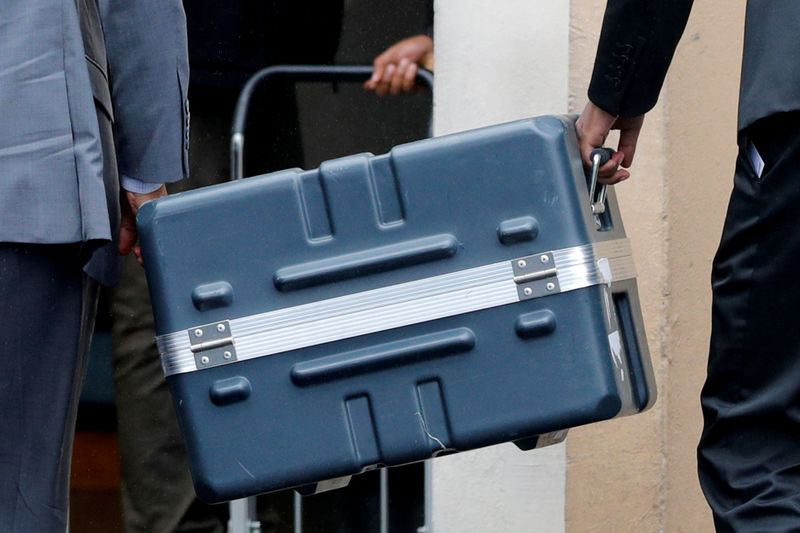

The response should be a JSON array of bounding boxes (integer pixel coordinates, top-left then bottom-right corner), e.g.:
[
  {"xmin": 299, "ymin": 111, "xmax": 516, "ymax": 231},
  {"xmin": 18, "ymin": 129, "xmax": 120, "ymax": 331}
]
[{"xmin": 122, "ymin": 175, "xmax": 166, "ymax": 194}]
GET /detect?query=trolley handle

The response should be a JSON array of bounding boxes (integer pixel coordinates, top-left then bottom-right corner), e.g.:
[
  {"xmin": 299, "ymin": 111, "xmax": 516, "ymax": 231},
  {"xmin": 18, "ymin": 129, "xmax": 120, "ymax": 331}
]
[{"xmin": 230, "ymin": 64, "xmax": 434, "ymax": 181}]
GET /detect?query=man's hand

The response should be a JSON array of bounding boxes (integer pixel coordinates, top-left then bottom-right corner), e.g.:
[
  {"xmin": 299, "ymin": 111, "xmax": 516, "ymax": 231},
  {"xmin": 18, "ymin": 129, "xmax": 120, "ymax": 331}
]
[
  {"xmin": 364, "ymin": 35, "xmax": 434, "ymax": 97},
  {"xmin": 576, "ymin": 101, "xmax": 644, "ymax": 184},
  {"xmin": 118, "ymin": 185, "xmax": 168, "ymax": 264}
]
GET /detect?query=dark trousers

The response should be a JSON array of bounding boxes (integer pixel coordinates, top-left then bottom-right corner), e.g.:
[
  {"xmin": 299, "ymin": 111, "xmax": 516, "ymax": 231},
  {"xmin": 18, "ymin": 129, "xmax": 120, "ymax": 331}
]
[
  {"xmin": 0, "ymin": 244, "xmax": 99, "ymax": 532},
  {"xmin": 112, "ymin": 253, "xmax": 229, "ymax": 533},
  {"xmin": 699, "ymin": 112, "xmax": 800, "ymax": 531}
]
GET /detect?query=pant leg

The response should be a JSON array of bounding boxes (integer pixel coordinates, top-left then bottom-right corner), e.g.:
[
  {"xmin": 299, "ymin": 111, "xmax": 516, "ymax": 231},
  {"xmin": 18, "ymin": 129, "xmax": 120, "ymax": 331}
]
[
  {"xmin": 0, "ymin": 244, "xmax": 98, "ymax": 533},
  {"xmin": 112, "ymin": 253, "xmax": 228, "ymax": 533},
  {"xmin": 698, "ymin": 120, "xmax": 800, "ymax": 531}
]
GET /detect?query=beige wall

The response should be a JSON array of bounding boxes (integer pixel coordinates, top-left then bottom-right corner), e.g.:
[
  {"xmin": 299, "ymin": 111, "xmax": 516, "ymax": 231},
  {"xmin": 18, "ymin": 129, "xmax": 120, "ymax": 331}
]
[{"xmin": 567, "ymin": 1, "xmax": 745, "ymax": 532}]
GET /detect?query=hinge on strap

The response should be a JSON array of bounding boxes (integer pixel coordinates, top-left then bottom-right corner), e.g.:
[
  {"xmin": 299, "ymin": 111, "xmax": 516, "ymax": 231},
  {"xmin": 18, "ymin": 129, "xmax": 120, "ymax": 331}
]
[
  {"xmin": 512, "ymin": 252, "xmax": 561, "ymax": 300},
  {"xmin": 188, "ymin": 320, "xmax": 237, "ymax": 369}
]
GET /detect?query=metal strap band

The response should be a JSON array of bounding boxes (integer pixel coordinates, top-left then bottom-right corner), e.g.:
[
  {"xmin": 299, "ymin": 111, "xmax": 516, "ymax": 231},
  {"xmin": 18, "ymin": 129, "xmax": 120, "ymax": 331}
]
[{"xmin": 158, "ymin": 238, "xmax": 636, "ymax": 376}]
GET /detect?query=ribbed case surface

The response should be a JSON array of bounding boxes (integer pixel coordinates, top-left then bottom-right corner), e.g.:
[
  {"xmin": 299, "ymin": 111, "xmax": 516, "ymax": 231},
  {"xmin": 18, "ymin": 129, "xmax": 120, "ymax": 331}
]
[{"xmin": 138, "ymin": 116, "xmax": 654, "ymax": 502}]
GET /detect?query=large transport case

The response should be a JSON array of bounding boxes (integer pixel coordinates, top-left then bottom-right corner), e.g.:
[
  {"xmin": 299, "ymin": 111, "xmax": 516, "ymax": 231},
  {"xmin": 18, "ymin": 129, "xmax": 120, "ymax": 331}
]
[{"xmin": 139, "ymin": 70, "xmax": 655, "ymax": 502}]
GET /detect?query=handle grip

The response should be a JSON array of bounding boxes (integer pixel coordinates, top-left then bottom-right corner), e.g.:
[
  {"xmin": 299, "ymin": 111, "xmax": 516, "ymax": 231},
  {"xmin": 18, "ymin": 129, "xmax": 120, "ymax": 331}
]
[
  {"xmin": 590, "ymin": 147, "xmax": 615, "ymax": 167},
  {"xmin": 588, "ymin": 147, "xmax": 616, "ymax": 218}
]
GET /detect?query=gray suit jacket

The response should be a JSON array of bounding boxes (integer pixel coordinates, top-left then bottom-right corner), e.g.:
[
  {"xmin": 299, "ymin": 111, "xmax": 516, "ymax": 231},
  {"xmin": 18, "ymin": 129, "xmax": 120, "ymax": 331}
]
[{"xmin": 0, "ymin": 0, "xmax": 188, "ymax": 283}]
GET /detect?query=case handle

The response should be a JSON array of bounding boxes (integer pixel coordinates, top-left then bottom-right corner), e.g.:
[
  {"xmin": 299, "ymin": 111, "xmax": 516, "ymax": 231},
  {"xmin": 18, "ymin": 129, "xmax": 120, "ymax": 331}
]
[{"xmin": 588, "ymin": 147, "xmax": 614, "ymax": 216}]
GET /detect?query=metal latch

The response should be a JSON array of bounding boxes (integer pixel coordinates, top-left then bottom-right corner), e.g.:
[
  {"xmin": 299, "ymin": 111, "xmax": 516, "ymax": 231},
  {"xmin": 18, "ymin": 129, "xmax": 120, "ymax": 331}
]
[
  {"xmin": 188, "ymin": 320, "xmax": 237, "ymax": 369},
  {"xmin": 512, "ymin": 252, "xmax": 560, "ymax": 300}
]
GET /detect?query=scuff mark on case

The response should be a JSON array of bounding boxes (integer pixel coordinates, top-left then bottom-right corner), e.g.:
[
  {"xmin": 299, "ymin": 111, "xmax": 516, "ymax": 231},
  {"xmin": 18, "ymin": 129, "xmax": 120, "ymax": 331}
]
[
  {"xmin": 236, "ymin": 460, "xmax": 256, "ymax": 480},
  {"xmin": 416, "ymin": 411, "xmax": 446, "ymax": 451}
]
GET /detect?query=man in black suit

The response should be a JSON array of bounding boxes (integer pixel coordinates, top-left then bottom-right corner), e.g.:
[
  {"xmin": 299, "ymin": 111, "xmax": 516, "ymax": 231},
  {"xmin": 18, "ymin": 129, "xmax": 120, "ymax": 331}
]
[{"xmin": 577, "ymin": 2, "xmax": 800, "ymax": 531}]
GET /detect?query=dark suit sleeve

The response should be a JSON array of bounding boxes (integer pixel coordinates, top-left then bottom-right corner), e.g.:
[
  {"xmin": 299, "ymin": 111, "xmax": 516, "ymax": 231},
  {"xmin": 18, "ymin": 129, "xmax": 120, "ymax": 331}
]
[{"xmin": 588, "ymin": 0, "xmax": 694, "ymax": 117}]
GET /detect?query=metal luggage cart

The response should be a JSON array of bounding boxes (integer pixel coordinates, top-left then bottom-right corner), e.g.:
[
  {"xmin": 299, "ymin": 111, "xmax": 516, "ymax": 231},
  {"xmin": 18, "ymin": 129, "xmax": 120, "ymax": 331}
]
[{"xmin": 227, "ymin": 64, "xmax": 434, "ymax": 533}]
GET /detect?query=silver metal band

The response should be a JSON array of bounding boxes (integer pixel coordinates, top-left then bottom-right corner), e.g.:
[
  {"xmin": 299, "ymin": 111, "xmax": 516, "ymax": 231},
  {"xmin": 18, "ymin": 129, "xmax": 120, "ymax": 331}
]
[{"xmin": 157, "ymin": 238, "xmax": 636, "ymax": 376}]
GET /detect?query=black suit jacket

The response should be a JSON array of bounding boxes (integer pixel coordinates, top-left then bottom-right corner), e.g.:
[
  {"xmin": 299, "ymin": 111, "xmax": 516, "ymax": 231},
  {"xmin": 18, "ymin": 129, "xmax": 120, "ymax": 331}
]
[
  {"xmin": 738, "ymin": 0, "xmax": 800, "ymax": 131},
  {"xmin": 588, "ymin": 0, "xmax": 693, "ymax": 118},
  {"xmin": 591, "ymin": 0, "xmax": 800, "ymax": 133}
]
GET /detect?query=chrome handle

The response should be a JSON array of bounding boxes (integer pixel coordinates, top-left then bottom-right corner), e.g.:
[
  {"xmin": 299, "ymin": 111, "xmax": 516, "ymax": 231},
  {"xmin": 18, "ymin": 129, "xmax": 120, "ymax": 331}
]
[{"xmin": 589, "ymin": 147, "xmax": 613, "ymax": 216}]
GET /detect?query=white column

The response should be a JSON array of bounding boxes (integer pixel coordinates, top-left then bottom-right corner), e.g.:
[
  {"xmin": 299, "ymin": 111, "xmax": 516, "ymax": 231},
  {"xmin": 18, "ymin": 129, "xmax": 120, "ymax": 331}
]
[
  {"xmin": 431, "ymin": 1, "xmax": 569, "ymax": 531},
  {"xmin": 433, "ymin": 0, "xmax": 569, "ymax": 135}
]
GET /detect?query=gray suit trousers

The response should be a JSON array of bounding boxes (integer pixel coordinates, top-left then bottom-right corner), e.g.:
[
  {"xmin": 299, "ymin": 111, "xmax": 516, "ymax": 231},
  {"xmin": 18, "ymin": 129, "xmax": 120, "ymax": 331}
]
[{"xmin": 0, "ymin": 244, "xmax": 99, "ymax": 532}]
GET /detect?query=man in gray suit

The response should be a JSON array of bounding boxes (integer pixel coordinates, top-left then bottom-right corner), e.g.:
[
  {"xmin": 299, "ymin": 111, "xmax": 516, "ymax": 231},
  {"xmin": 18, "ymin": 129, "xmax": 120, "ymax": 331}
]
[{"xmin": 0, "ymin": 0, "xmax": 188, "ymax": 531}]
